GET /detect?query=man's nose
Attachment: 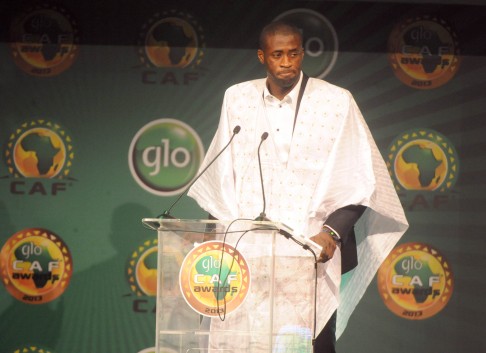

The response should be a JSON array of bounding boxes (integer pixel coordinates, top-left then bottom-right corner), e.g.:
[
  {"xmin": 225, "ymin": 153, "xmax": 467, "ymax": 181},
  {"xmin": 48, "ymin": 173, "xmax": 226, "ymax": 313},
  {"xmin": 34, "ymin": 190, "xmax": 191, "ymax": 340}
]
[{"xmin": 280, "ymin": 54, "xmax": 291, "ymax": 67}]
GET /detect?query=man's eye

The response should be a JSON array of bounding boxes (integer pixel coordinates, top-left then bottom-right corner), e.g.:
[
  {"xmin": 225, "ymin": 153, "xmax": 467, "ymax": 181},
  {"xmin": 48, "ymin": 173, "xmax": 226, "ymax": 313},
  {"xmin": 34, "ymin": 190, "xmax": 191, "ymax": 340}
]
[{"xmin": 272, "ymin": 53, "xmax": 282, "ymax": 59}]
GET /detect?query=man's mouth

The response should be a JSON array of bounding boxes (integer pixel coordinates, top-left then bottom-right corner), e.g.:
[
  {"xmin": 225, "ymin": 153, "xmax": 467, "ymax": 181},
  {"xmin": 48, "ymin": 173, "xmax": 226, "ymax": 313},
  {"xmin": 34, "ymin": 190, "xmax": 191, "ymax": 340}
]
[{"xmin": 278, "ymin": 70, "xmax": 295, "ymax": 77}]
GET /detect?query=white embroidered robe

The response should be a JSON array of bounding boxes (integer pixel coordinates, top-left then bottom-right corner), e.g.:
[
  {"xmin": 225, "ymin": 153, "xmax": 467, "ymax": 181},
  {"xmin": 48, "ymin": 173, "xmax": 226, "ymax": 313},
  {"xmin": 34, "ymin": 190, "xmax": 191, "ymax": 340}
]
[{"xmin": 188, "ymin": 76, "xmax": 408, "ymax": 345}]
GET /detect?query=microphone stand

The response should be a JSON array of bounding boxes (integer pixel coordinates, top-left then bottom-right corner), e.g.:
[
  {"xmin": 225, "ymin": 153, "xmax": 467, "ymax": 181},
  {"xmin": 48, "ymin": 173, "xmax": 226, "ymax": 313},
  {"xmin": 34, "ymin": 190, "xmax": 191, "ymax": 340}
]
[
  {"xmin": 157, "ymin": 125, "xmax": 241, "ymax": 219},
  {"xmin": 255, "ymin": 132, "xmax": 270, "ymax": 222}
]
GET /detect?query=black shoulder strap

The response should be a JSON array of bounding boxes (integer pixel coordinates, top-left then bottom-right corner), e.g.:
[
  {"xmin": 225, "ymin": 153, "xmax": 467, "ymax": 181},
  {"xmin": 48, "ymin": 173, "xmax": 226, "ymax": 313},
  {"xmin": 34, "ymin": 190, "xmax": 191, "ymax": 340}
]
[{"xmin": 293, "ymin": 73, "xmax": 309, "ymax": 134}]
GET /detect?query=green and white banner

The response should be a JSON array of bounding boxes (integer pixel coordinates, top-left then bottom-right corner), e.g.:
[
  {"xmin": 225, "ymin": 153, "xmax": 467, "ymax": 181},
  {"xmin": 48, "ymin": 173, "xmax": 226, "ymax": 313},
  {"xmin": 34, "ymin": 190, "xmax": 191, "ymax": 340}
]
[{"xmin": 1, "ymin": 1, "xmax": 485, "ymax": 352}]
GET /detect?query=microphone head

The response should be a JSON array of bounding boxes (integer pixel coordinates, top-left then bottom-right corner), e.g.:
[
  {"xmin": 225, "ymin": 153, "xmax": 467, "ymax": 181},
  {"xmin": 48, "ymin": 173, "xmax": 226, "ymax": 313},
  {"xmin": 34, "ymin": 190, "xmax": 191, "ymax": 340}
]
[
  {"xmin": 159, "ymin": 211, "xmax": 176, "ymax": 219},
  {"xmin": 233, "ymin": 125, "xmax": 241, "ymax": 134},
  {"xmin": 261, "ymin": 132, "xmax": 269, "ymax": 140}
]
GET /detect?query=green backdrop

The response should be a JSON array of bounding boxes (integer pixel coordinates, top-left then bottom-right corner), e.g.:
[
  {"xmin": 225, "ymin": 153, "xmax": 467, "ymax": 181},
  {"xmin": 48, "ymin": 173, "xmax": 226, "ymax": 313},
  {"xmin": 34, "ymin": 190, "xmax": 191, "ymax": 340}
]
[{"xmin": 1, "ymin": 1, "xmax": 485, "ymax": 352}]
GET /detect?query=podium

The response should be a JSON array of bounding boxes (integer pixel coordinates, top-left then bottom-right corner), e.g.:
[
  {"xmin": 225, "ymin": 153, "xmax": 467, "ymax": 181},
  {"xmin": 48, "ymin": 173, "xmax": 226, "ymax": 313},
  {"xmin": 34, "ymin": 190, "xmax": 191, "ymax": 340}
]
[{"xmin": 142, "ymin": 218, "xmax": 321, "ymax": 353}]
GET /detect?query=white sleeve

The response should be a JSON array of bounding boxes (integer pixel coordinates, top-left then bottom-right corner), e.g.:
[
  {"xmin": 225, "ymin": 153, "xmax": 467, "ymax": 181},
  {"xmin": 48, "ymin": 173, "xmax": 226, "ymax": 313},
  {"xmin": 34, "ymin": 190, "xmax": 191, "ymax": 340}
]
[{"xmin": 188, "ymin": 91, "xmax": 239, "ymax": 220}]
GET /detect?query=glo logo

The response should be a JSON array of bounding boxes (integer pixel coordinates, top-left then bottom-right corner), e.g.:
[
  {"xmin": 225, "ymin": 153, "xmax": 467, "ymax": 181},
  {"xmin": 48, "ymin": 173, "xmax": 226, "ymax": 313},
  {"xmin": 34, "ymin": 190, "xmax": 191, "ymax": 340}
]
[
  {"xmin": 9, "ymin": 3, "xmax": 79, "ymax": 77},
  {"xmin": 128, "ymin": 119, "xmax": 204, "ymax": 196},
  {"xmin": 388, "ymin": 15, "xmax": 460, "ymax": 89},
  {"xmin": 179, "ymin": 241, "xmax": 250, "ymax": 317},
  {"xmin": 377, "ymin": 242, "xmax": 453, "ymax": 320},
  {"xmin": 0, "ymin": 228, "xmax": 73, "ymax": 304},
  {"xmin": 274, "ymin": 9, "xmax": 338, "ymax": 79}
]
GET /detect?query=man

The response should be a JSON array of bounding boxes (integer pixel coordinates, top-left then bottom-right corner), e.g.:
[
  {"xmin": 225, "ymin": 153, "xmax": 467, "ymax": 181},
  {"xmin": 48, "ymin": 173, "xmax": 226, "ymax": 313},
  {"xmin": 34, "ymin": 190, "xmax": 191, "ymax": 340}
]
[{"xmin": 188, "ymin": 20, "xmax": 408, "ymax": 352}]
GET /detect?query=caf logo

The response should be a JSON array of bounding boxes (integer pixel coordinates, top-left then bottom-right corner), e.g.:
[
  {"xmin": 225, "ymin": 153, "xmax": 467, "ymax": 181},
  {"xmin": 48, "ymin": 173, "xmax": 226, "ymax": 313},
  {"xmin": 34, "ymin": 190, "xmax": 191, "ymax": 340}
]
[
  {"xmin": 9, "ymin": 345, "xmax": 55, "ymax": 353},
  {"xmin": 9, "ymin": 3, "xmax": 79, "ymax": 77},
  {"xmin": 378, "ymin": 242, "xmax": 453, "ymax": 319},
  {"xmin": 388, "ymin": 15, "xmax": 460, "ymax": 89},
  {"xmin": 4, "ymin": 120, "xmax": 74, "ymax": 179},
  {"xmin": 179, "ymin": 241, "xmax": 250, "ymax": 317},
  {"xmin": 127, "ymin": 238, "xmax": 159, "ymax": 296},
  {"xmin": 386, "ymin": 128, "xmax": 459, "ymax": 192},
  {"xmin": 0, "ymin": 228, "xmax": 73, "ymax": 304},
  {"xmin": 138, "ymin": 10, "xmax": 205, "ymax": 69},
  {"xmin": 127, "ymin": 238, "xmax": 185, "ymax": 297},
  {"xmin": 275, "ymin": 8, "xmax": 338, "ymax": 79}
]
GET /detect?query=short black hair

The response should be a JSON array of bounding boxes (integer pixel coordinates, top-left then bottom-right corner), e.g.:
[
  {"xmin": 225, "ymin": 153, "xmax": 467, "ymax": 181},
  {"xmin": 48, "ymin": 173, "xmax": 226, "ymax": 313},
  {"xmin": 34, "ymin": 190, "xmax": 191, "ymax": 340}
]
[{"xmin": 258, "ymin": 20, "xmax": 303, "ymax": 50}]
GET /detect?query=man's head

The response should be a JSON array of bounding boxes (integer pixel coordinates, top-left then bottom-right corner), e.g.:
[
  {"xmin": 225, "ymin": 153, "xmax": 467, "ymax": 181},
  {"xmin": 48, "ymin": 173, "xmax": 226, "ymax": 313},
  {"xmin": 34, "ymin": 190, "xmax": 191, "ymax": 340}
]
[{"xmin": 258, "ymin": 21, "xmax": 304, "ymax": 98}]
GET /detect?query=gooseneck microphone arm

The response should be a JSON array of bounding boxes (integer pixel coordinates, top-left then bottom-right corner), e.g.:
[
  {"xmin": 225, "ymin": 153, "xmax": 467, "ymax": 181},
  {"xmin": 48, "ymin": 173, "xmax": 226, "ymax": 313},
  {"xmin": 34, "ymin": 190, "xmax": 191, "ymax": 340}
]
[
  {"xmin": 157, "ymin": 125, "xmax": 241, "ymax": 219},
  {"xmin": 255, "ymin": 132, "xmax": 269, "ymax": 221}
]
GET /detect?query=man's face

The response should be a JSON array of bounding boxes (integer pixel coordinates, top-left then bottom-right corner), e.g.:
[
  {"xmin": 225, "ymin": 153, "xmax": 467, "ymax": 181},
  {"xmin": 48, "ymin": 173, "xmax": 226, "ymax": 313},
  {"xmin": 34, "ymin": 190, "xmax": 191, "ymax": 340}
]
[{"xmin": 258, "ymin": 32, "xmax": 304, "ymax": 90}]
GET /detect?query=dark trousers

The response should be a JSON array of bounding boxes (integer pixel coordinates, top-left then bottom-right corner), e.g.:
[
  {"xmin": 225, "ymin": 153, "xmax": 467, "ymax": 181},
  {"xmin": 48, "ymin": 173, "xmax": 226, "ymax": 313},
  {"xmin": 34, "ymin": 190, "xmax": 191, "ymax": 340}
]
[{"xmin": 313, "ymin": 311, "xmax": 337, "ymax": 353}]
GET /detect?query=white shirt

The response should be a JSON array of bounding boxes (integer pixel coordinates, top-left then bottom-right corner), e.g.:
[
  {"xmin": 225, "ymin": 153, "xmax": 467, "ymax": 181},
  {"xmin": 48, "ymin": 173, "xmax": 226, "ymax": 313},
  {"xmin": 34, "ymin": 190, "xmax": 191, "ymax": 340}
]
[{"xmin": 262, "ymin": 72, "xmax": 302, "ymax": 163}]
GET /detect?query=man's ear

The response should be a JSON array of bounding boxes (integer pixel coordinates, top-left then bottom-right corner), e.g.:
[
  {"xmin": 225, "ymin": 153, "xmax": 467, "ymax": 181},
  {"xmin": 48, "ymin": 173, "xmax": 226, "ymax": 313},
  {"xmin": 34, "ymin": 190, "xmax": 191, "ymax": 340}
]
[{"xmin": 257, "ymin": 49, "xmax": 264, "ymax": 64}]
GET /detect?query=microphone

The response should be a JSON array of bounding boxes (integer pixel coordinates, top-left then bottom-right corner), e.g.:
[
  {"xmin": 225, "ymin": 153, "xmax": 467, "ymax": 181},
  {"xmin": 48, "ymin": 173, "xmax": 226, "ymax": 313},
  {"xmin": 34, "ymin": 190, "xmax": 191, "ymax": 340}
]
[
  {"xmin": 157, "ymin": 125, "xmax": 241, "ymax": 219},
  {"xmin": 254, "ymin": 132, "xmax": 270, "ymax": 222}
]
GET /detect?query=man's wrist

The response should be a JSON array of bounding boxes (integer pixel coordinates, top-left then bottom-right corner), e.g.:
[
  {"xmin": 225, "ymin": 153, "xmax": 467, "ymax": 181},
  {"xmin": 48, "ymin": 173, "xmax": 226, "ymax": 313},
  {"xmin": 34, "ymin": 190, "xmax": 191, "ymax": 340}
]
[{"xmin": 322, "ymin": 225, "xmax": 341, "ymax": 244}]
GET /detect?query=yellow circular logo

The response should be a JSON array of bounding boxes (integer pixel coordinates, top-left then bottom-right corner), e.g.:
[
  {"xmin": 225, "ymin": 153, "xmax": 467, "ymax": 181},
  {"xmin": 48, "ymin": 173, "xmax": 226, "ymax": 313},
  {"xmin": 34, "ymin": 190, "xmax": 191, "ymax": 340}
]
[
  {"xmin": 387, "ymin": 128, "xmax": 459, "ymax": 192},
  {"xmin": 388, "ymin": 15, "xmax": 460, "ymax": 89},
  {"xmin": 179, "ymin": 241, "xmax": 250, "ymax": 317},
  {"xmin": 138, "ymin": 11, "xmax": 204, "ymax": 69},
  {"xmin": 127, "ymin": 239, "xmax": 159, "ymax": 296},
  {"xmin": 9, "ymin": 3, "xmax": 79, "ymax": 77},
  {"xmin": 10, "ymin": 345, "xmax": 55, "ymax": 353},
  {"xmin": 127, "ymin": 238, "xmax": 185, "ymax": 297},
  {"xmin": 5, "ymin": 120, "xmax": 74, "ymax": 179},
  {"xmin": 0, "ymin": 228, "xmax": 73, "ymax": 304},
  {"xmin": 378, "ymin": 242, "xmax": 453, "ymax": 320}
]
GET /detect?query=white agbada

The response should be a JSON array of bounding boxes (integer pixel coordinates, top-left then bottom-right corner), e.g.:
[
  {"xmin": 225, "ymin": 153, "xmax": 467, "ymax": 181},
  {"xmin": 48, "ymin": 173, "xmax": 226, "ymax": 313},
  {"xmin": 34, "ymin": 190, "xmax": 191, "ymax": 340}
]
[{"xmin": 188, "ymin": 75, "xmax": 408, "ymax": 343}]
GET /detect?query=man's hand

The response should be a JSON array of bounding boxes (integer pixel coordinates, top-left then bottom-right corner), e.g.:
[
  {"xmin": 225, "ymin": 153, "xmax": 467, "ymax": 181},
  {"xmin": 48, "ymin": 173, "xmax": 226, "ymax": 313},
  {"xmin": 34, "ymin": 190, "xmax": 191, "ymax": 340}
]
[{"xmin": 310, "ymin": 230, "xmax": 339, "ymax": 263}]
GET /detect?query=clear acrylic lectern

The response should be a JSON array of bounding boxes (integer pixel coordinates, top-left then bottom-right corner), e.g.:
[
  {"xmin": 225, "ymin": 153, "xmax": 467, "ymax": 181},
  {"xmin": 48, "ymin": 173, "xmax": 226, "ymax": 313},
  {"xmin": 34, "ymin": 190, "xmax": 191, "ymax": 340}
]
[{"xmin": 142, "ymin": 218, "xmax": 321, "ymax": 353}]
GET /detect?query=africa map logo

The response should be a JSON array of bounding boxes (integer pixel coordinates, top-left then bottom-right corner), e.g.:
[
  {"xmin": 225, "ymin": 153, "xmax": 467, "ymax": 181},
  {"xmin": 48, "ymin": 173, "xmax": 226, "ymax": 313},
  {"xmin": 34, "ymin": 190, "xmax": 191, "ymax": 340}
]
[
  {"xmin": 138, "ymin": 10, "xmax": 205, "ymax": 69},
  {"xmin": 9, "ymin": 2, "xmax": 79, "ymax": 77},
  {"xmin": 377, "ymin": 242, "xmax": 453, "ymax": 320},
  {"xmin": 9, "ymin": 345, "xmax": 56, "ymax": 353},
  {"xmin": 179, "ymin": 241, "xmax": 250, "ymax": 317},
  {"xmin": 0, "ymin": 228, "xmax": 73, "ymax": 304},
  {"xmin": 127, "ymin": 238, "xmax": 160, "ymax": 297},
  {"xmin": 387, "ymin": 128, "xmax": 459, "ymax": 192},
  {"xmin": 4, "ymin": 120, "xmax": 74, "ymax": 179}
]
